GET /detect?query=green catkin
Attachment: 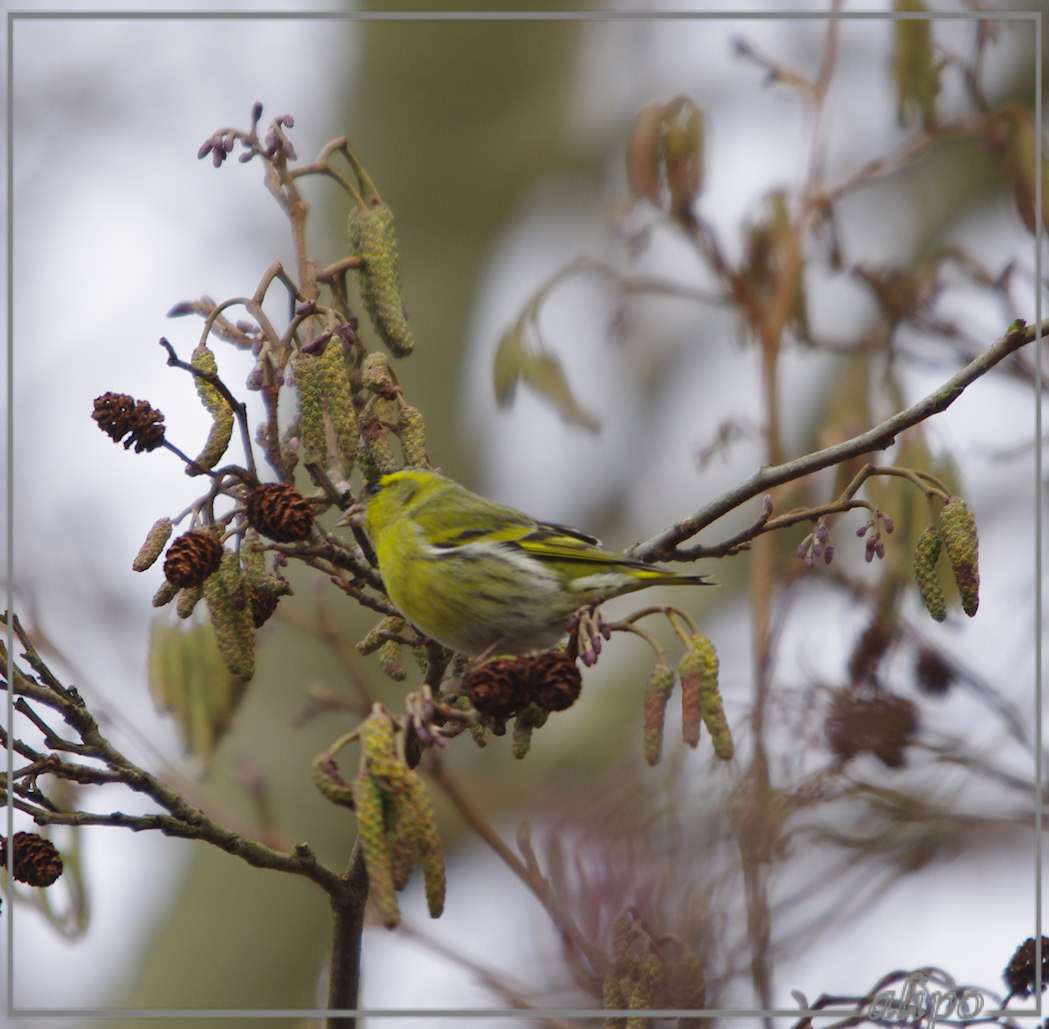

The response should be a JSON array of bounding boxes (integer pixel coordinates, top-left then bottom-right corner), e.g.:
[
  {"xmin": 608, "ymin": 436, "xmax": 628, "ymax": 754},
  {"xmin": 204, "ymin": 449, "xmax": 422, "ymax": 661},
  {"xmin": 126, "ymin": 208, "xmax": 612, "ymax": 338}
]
[
  {"xmin": 292, "ymin": 341, "xmax": 359, "ymax": 479},
  {"xmin": 315, "ymin": 339, "xmax": 360, "ymax": 477},
  {"xmin": 351, "ymin": 773, "xmax": 399, "ymax": 928},
  {"xmin": 626, "ymin": 953, "xmax": 664, "ymax": 1027},
  {"xmin": 671, "ymin": 953, "xmax": 708, "ymax": 1024},
  {"xmin": 602, "ymin": 972, "xmax": 629, "ymax": 1029},
  {"xmin": 357, "ymin": 615, "xmax": 407, "ymax": 656},
  {"xmin": 202, "ymin": 551, "xmax": 255, "ymax": 681},
  {"xmin": 397, "ymin": 776, "xmax": 445, "ymax": 918},
  {"xmin": 940, "ymin": 497, "xmax": 980, "ymax": 617},
  {"xmin": 190, "ymin": 342, "xmax": 235, "ymax": 470},
  {"xmin": 348, "ymin": 204, "xmax": 415, "ymax": 357},
  {"xmin": 360, "ymin": 713, "xmax": 403, "ymax": 783},
  {"xmin": 291, "ymin": 350, "xmax": 328, "ymax": 468},
  {"xmin": 132, "ymin": 518, "xmax": 173, "ymax": 572},
  {"xmin": 355, "ymin": 710, "xmax": 445, "ymax": 919},
  {"xmin": 152, "ymin": 580, "xmax": 179, "ymax": 608},
  {"xmin": 361, "ymin": 351, "xmax": 399, "ymax": 398},
  {"xmin": 311, "ymin": 754, "xmax": 356, "ymax": 808},
  {"xmin": 357, "ymin": 416, "xmax": 398, "ymax": 481},
  {"xmin": 913, "ymin": 525, "xmax": 947, "ymax": 622},
  {"xmin": 511, "ymin": 704, "xmax": 548, "ymax": 760},
  {"xmin": 377, "ymin": 637, "xmax": 407, "ymax": 682},
  {"xmin": 692, "ymin": 634, "xmax": 733, "ymax": 760},
  {"xmin": 240, "ymin": 539, "xmax": 291, "ymax": 599},
  {"xmin": 396, "ymin": 404, "xmax": 429, "ymax": 467},
  {"xmin": 388, "ymin": 813, "xmax": 420, "ymax": 892},
  {"xmin": 175, "ymin": 584, "xmax": 204, "ymax": 619},
  {"xmin": 148, "ymin": 620, "xmax": 187, "ymax": 724}
]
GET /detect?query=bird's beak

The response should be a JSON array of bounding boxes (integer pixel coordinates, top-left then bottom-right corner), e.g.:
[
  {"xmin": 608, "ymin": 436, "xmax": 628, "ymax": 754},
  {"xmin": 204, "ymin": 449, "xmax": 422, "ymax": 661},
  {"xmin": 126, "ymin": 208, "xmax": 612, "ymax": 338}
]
[{"xmin": 335, "ymin": 501, "xmax": 365, "ymax": 528}]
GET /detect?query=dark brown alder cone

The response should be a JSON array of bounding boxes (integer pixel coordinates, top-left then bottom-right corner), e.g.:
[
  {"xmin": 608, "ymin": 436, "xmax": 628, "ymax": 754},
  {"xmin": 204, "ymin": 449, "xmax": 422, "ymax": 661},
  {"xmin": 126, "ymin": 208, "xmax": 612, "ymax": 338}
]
[
  {"xmin": 525, "ymin": 651, "xmax": 582, "ymax": 712},
  {"xmin": 463, "ymin": 651, "xmax": 582, "ymax": 720},
  {"xmin": 244, "ymin": 483, "xmax": 315, "ymax": 542},
  {"xmin": 1003, "ymin": 936, "xmax": 1049, "ymax": 998},
  {"xmin": 462, "ymin": 658, "xmax": 533, "ymax": 720},
  {"xmin": 163, "ymin": 531, "xmax": 224, "ymax": 588},
  {"xmin": 92, "ymin": 392, "xmax": 166, "ymax": 453},
  {"xmin": 0, "ymin": 832, "xmax": 63, "ymax": 887}
]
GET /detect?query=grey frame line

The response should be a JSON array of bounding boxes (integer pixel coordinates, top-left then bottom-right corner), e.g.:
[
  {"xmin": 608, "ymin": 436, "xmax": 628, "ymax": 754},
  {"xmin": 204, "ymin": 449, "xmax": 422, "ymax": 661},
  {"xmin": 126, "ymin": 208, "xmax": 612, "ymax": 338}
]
[
  {"xmin": 1034, "ymin": 0, "xmax": 1044, "ymax": 1015},
  {"xmin": 4, "ymin": 0, "xmax": 12, "ymax": 1022},
  {"xmin": 3, "ymin": 7, "xmax": 1042, "ymax": 19},
  {"xmin": 4, "ymin": 3, "xmax": 1043, "ymax": 1023}
]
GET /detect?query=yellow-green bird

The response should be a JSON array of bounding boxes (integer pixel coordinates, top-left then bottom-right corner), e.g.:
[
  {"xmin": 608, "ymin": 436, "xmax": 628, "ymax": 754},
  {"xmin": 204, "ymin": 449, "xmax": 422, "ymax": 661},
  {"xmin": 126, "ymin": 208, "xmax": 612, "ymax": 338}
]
[{"xmin": 342, "ymin": 468, "xmax": 712, "ymax": 656}]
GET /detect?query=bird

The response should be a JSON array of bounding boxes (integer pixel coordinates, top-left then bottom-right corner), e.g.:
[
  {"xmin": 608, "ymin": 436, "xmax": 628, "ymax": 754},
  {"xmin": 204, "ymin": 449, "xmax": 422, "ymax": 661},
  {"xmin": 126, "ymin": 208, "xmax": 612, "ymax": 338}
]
[{"xmin": 340, "ymin": 467, "xmax": 712, "ymax": 657}]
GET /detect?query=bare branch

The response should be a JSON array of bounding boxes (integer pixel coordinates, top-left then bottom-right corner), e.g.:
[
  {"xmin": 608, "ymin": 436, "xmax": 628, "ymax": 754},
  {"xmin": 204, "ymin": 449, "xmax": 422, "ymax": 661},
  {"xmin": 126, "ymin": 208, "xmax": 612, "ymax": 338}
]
[{"xmin": 635, "ymin": 319, "xmax": 1041, "ymax": 562}]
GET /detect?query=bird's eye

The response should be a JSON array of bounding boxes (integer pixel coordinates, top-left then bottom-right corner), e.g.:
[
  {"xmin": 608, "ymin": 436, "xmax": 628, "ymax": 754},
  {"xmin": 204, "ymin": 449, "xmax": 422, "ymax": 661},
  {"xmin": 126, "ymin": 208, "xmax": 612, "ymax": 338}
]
[{"xmin": 365, "ymin": 481, "xmax": 383, "ymax": 497}]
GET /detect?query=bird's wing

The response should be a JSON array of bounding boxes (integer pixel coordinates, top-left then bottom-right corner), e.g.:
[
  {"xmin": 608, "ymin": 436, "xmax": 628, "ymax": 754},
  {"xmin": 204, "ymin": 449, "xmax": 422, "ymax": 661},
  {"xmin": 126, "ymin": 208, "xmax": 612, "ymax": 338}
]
[
  {"xmin": 424, "ymin": 490, "xmax": 545, "ymax": 549},
  {"xmin": 514, "ymin": 521, "xmax": 629, "ymax": 566}
]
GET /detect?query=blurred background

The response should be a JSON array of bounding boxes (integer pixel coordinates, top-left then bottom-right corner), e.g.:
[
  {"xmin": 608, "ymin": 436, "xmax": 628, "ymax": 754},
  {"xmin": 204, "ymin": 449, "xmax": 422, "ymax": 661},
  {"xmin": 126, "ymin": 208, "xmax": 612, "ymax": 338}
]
[{"xmin": 4, "ymin": 1, "xmax": 1046, "ymax": 1026}]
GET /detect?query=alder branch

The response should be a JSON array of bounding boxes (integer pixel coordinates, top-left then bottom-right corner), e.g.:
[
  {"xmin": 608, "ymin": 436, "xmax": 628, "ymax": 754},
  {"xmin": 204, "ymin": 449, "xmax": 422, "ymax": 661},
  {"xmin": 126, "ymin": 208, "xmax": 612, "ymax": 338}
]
[
  {"xmin": 635, "ymin": 319, "xmax": 1042, "ymax": 563},
  {"xmin": 1, "ymin": 614, "xmax": 344, "ymax": 895}
]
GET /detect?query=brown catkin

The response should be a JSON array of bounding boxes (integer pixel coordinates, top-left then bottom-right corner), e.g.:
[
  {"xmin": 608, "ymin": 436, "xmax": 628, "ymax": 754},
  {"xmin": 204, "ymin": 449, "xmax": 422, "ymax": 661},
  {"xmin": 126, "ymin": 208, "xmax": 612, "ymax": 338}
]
[
  {"xmin": 642, "ymin": 662, "xmax": 675, "ymax": 767},
  {"xmin": 678, "ymin": 647, "xmax": 704, "ymax": 748}
]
